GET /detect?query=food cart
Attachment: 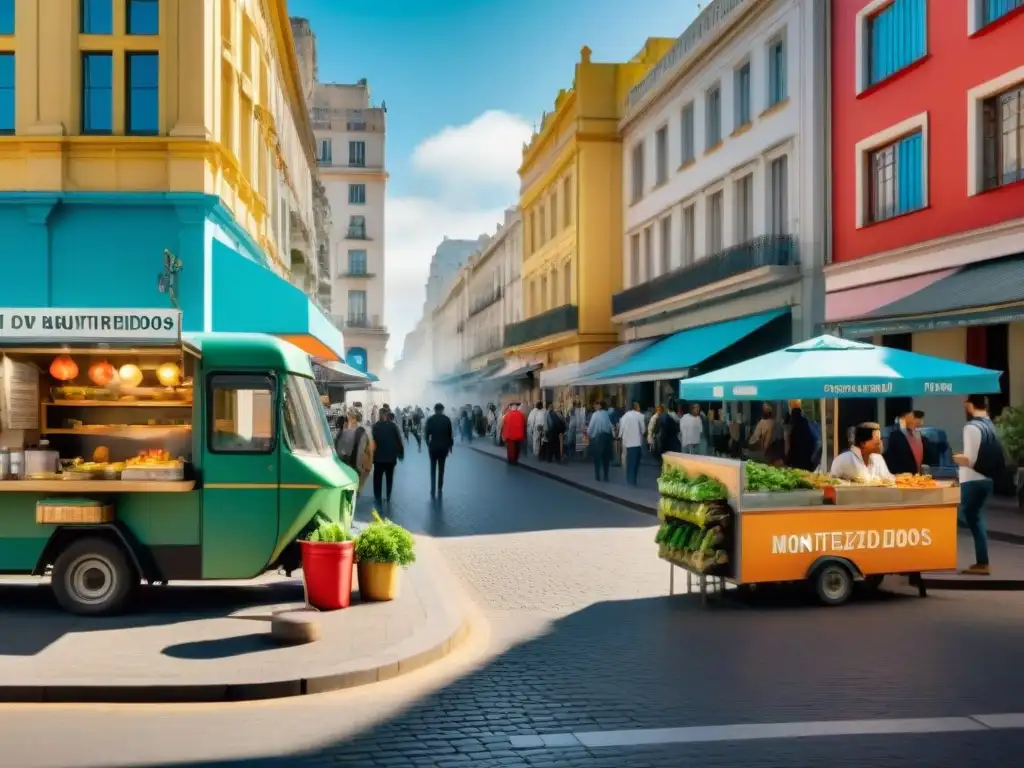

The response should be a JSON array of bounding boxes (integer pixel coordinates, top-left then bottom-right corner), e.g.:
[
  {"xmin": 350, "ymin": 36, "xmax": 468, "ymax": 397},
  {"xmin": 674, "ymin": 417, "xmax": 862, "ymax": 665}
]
[
  {"xmin": 656, "ymin": 334, "xmax": 1003, "ymax": 606},
  {"xmin": 0, "ymin": 308, "xmax": 358, "ymax": 615}
]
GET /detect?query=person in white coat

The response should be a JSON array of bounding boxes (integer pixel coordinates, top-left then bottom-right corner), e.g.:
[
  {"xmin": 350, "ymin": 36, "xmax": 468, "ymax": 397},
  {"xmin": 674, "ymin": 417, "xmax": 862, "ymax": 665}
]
[{"xmin": 526, "ymin": 401, "xmax": 545, "ymax": 456}]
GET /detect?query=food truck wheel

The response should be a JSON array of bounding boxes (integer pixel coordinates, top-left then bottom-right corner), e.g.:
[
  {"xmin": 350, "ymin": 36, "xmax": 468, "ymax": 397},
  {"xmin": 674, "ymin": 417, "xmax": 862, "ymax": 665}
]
[
  {"xmin": 51, "ymin": 537, "xmax": 138, "ymax": 616},
  {"xmin": 813, "ymin": 562, "xmax": 854, "ymax": 606}
]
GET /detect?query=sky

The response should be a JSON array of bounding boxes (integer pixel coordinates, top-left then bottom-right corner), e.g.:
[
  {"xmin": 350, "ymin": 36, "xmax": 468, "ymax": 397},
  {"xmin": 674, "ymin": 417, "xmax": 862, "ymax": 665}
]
[{"xmin": 289, "ymin": 0, "xmax": 703, "ymax": 366}]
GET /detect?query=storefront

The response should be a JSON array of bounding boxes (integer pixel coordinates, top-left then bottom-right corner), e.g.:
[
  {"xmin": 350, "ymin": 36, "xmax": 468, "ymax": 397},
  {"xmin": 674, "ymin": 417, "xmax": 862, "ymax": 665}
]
[{"xmin": 0, "ymin": 192, "xmax": 345, "ymax": 364}]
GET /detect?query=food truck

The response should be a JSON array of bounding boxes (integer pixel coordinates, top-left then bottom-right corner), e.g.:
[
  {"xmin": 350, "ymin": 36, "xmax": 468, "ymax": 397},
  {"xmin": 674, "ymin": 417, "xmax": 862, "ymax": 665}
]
[
  {"xmin": 0, "ymin": 308, "xmax": 358, "ymax": 615},
  {"xmin": 655, "ymin": 334, "xmax": 1003, "ymax": 606}
]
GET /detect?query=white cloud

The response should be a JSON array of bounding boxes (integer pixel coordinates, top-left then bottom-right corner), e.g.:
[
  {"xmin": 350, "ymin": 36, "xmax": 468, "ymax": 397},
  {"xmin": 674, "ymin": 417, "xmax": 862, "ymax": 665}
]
[{"xmin": 383, "ymin": 111, "xmax": 531, "ymax": 367}]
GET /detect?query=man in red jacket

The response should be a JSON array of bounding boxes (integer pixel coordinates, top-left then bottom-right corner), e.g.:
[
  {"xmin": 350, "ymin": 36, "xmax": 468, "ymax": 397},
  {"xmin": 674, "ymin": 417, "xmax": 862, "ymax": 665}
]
[{"xmin": 501, "ymin": 403, "xmax": 527, "ymax": 464}]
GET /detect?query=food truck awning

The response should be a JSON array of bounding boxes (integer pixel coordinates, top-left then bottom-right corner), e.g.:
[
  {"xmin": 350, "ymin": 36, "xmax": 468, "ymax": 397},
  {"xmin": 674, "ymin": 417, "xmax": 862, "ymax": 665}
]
[
  {"xmin": 679, "ymin": 334, "xmax": 1003, "ymax": 401},
  {"xmin": 312, "ymin": 360, "xmax": 369, "ymax": 384},
  {"xmin": 575, "ymin": 308, "xmax": 787, "ymax": 386},
  {"xmin": 211, "ymin": 247, "xmax": 346, "ymax": 362},
  {"xmin": 539, "ymin": 339, "xmax": 657, "ymax": 389}
]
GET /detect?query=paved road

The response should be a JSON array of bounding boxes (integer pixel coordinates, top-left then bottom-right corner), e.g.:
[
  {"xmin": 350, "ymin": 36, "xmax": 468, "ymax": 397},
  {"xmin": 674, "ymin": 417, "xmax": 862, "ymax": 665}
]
[{"xmin": 3, "ymin": 444, "xmax": 1024, "ymax": 767}]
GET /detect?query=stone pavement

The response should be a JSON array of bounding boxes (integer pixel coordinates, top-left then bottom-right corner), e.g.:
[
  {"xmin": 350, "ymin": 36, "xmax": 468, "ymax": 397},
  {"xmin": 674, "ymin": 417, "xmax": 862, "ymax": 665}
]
[
  {"xmin": 0, "ymin": 535, "xmax": 466, "ymax": 703},
  {"xmin": 5, "ymin": 446, "xmax": 1024, "ymax": 768}
]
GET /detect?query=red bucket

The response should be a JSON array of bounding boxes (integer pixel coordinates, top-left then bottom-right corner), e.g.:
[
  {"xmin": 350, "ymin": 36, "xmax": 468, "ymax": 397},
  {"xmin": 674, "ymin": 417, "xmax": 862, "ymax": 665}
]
[{"xmin": 299, "ymin": 539, "xmax": 355, "ymax": 610}]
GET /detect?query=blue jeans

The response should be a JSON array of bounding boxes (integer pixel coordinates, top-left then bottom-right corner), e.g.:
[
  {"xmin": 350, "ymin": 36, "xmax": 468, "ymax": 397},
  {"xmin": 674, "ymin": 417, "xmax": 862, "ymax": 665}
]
[
  {"xmin": 958, "ymin": 478, "xmax": 993, "ymax": 566},
  {"xmin": 590, "ymin": 433, "xmax": 611, "ymax": 481},
  {"xmin": 626, "ymin": 446, "xmax": 642, "ymax": 486}
]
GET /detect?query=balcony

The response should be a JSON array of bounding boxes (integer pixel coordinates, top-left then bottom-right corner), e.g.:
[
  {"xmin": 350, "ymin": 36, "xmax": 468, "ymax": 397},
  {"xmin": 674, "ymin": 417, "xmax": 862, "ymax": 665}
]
[
  {"xmin": 340, "ymin": 271, "xmax": 376, "ymax": 279},
  {"xmin": 346, "ymin": 227, "xmax": 370, "ymax": 240},
  {"xmin": 504, "ymin": 304, "xmax": 578, "ymax": 348},
  {"xmin": 343, "ymin": 314, "xmax": 387, "ymax": 332},
  {"xmin": 468, "ymin": 286, "xmax": 502, "ymax": 317},
  {"xmin": 611, "ymin": 234, "xmax": 798, "ymax": 317}
]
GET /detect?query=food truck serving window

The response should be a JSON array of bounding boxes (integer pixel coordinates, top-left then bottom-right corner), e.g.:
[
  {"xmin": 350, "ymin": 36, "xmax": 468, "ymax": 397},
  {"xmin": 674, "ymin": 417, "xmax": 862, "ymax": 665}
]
[
  {"xmin": 283, "ymin": 374, "xmax": 333, "ymax": 457},
  {"xmin": 208, "ymin": 374, "xmax": 276, "ymax": 454}
]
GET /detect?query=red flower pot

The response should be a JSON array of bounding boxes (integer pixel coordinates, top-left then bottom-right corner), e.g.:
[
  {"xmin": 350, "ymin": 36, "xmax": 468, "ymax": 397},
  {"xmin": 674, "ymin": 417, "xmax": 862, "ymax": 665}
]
[{"xmin": 299, "ymin": 539, "xmax": 354, "ymax": 610}]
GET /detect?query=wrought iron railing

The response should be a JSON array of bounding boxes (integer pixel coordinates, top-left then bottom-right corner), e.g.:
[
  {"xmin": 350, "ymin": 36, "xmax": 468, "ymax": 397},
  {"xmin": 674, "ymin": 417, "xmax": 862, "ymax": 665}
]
[
  {"xmin": 504, "ymin": 304, "xmax": 578, "ymax": 348},
  {"xmin": 611, "ymin": 234, "xmax": 798, "ymax": 316}
]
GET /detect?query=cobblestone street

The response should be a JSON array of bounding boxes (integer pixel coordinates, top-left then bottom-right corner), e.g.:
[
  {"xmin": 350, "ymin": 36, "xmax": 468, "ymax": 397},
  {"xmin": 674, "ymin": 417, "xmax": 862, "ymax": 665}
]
[{"xmin": 3, "ymin": 446, "xmax": 1024, "ymax": 767}]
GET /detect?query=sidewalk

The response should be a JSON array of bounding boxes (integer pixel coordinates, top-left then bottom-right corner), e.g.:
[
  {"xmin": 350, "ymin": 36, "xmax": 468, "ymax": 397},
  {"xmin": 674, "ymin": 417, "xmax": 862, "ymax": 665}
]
[{"xmin": 0, "ymin": 536, "xmax": 468, "ymax": 703}]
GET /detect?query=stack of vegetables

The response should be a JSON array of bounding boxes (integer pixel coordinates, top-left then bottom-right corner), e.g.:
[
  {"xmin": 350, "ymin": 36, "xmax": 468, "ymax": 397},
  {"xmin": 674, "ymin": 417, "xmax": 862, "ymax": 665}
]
[
  {"xmin": 655, "ymin": 466, "xmax": 732, "ymax": 574},
  {"xmin": 744, "ymin": 461, "xmax": 815, "ymax": 492}
]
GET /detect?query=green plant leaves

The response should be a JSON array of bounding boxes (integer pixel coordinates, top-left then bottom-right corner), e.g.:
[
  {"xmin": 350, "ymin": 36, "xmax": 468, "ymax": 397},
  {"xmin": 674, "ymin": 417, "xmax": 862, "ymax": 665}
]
[
  {"xmin": 306, "ymin": 520, "xmax": 353, "ymax": 544},
  {"xmin": 355, "ymin": 510, "xmax": 416, "ymax": 567}
]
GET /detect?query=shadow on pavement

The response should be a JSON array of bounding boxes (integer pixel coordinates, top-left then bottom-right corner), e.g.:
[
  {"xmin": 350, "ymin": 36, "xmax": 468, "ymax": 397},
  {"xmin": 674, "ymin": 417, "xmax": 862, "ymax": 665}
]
[
  {"xmin": 140, "ymin": 581, "xmax": 1024, "ymax": 768},
  {"xmin": 0, "ymin": 580, "xmax": 303, "ymax": 657}
]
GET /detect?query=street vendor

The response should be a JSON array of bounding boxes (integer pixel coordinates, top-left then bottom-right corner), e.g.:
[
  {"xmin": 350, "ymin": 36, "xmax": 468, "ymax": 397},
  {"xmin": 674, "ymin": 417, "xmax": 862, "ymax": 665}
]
[{"xmin": 830, "ymin": 422, "xmax": 894, "ymax": 483}]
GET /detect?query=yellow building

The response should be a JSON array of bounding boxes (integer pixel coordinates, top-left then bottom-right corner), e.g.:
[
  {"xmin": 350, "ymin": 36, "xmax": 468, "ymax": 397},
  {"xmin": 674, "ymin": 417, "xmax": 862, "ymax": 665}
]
[
  {"xmin": 0, "ymin": 0, "xmax": 342, "ymax": 358},
  {"xmin": 506, "ymin": 42, "xmax": 675, "ymax": 391}
]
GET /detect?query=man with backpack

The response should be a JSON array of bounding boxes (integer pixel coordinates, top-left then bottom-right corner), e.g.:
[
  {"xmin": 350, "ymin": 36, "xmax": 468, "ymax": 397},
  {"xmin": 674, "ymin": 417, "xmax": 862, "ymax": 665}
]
[
  {"xmin": 334, "ymin": 409, "xmax": 372, "ymax": 494},
  {"xmin": 954, "ymin": 394, "xmax": 1006, "ymax": 576}
]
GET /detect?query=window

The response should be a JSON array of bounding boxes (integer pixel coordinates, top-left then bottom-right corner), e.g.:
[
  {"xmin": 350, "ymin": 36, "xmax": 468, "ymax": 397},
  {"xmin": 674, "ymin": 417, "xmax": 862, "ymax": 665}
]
[
  {"xmin": 983, "ymin": 0, "xmax": 1024, "ymax": 26},
  {"xmin": 982, "ymin": 83, "xmax": 1024, "ymax": 190},
  {"xmin": 239, "ymin": 94, "xmax": 253, "ymax": 174},
  {"xmin": 766, "ymin": 155, "xmax": 789, "ymax": 235},
  {"xmin": 869, "ymin": 131, "xmax": 924, "ymax": 223},
  {"xmin": 659, "ymin": 216, "xmax": 672, "ymax": 275},
  {"xmin": 681, "ymin": 204, "xmax": 696, "ymax": 266},
  {"xmin": 549, "ymin": 191, "xmax": 557, "ymax": 238},
  {"xmin": 629, "ymin": 233, "xmax": 641, "ymax": 286},
  {"xmin": 209, "ymin": 374, "xmax": 275, "ymax": 454},
  {"xmin": 550, "ymin": 268, "xmax": 558, "ymax": 307},
  {"xmin": 681, "ymin": 103, "xmax": 695, "ymax": 164},
  {"xmin": 81, "ymin": 0, "xmax": 113, "ymax": 34},
  {"xmin": 348, "ymin": 249, "xmax": 367, "ymax": 274},
  {"xmin": 126, "ymin": 53, "xmax": 158, "ymax": 134},
  {"xmin": 631, "ymin": 142, "xmax": 644, "ymax": 202},
  {"xmin": 318, "ymin": 139, "xmax": 332, "ymax": 164},
  {"xmin": 348, "ymin": 183, "xmax": 366, "ymax": 204},
  {"xmin": 735, "ymin": 173, "xmax": 754, "ymax": 242},
  {"xmin": 707, "ymin": 191, "xmax": 724, "ymax": 253},
  {"xmin": 655, "ymin": 125, "xmax": 669, "ymax": 185},
  {"xmin": 563, "ymin": 261, "xmax": 572, "ymax": 304},
  {"xmin": 563, "ymin": 176, "xmax": 573, "ymax": 226},
  {"xmin": 283, "ymin": 375, "xmax": 332, "ymax": 457},
  {"xmin": 82, "ymin": 53, "xmax": 113, "ymax": 134},
  {"xmin": 347, "ymin": 290, "xmax": 367, "ymax": 322},
  {"xmin": 540, "ymin": 275, "xmax": 548, "ymax": 311},
  {"xmin": 348, "ymin": 214, "xmax": 366, "ymax": 238},
  {"xmin": 643, "ymin": 226, "xmax": 653, "ymax": 283},
  {"xmin": 220, "ymin": 67, "xmax": 233, "ymax": 151},
  {"xmin": 220, "ymin": 0, "xmax": 233, "ymax": 43},
  {"xmin": 529, "ymin": 281, "xmax": 536, "ymax": 315},
  {"xmin": 867, "ymin": 0, "xmax": 926, "ymax": 87},
  {"xmin": 706, "ymin": 85, "xmax": 722, "ymax": 148},
  {"xmin": 735, "ymin": 63, "xmax": 751, "ymax": 127},
  {"xmin": 127, "ymin": 0, "xmax": 159, "ymax": 35},
  {"xmin": 0, "ymin": 0, "xmax": 12, "ymax": 35},
  {"xmin": 768, "ymin": 39, "xmax": 787, "ymax": 106},
  {"xmin": 348, "ymin": 140, "xmax": 365, "ymax": 167},
  {"xmin": 0, "ymin": 54, "xmax": 12, "ymax": 135},
  {"xmin": 539, "ymin": 205, "xmax": 546, "ymax": 244}
]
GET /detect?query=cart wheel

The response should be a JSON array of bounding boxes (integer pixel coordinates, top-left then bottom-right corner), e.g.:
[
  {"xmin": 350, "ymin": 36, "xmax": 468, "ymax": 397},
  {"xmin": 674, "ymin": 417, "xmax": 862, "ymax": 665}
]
[
  {"xmin": 814, "ymin": 562, "xmax": 854, "ymax": 606},
  {"xmin": 865, "ymin": 574, "xmax": 885, "ymax": 590},
  {"xmin": 51, "ymin": 537, "xmax": 138, "ymax": 616}
]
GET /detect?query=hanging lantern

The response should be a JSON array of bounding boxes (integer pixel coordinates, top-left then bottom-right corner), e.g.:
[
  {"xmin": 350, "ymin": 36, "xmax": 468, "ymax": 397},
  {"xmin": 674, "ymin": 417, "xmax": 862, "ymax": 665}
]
[
  {"xmin": 156, "ymin": 361, "xmax": 181, "ymax": 387},
  {"xmin": 49, "ymin": 355, "xmax": 79, "ymax": 382},
  {"xmin": 88, "ymin": 360, "xmax": 116, "ymax": 387},
  {"xmin": 118, "ymin": 363, "xmax": 143, "ymax": 388}
]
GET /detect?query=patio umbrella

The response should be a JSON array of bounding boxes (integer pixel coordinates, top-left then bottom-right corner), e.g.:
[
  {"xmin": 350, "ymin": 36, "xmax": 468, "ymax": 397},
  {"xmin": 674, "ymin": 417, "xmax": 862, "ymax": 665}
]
[{"xmin": 679, "ymin": 334, "xmax": 1002, "ymax": 401}]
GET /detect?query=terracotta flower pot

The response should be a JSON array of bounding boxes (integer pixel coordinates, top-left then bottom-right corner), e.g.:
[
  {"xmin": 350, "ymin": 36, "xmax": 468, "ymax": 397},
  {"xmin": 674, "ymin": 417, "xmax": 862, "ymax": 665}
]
[{"xmin": 357, "ymin": 560, "xmax": 400, "ymax": 601}]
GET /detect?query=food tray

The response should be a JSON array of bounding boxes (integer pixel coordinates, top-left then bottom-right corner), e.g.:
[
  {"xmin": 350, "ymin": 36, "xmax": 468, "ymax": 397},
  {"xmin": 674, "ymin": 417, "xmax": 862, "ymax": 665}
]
[
  {"xmin": 36, "ymin": 501, "xmax": 114, "ymax": 524},
  {"xmin": 120, "ymin": 465, "xmax": 185, "ymax": 481},
  {"xmin": 824, "ymin": 485, "xmax": 960, "ymax": 506},
  {"xmin": 742, "ymin": 490, "xmax": 825, "ymax": 509},
  {"xmin": 62, "ymin": 470, "xmax": 104, "ymax": 480}
]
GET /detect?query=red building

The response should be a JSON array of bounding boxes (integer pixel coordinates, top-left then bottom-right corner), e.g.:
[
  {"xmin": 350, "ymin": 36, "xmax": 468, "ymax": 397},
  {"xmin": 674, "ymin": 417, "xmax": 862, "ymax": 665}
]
[{"xmin": 825, "ymin": 0, "xmax": 1024, "ymax": 440}]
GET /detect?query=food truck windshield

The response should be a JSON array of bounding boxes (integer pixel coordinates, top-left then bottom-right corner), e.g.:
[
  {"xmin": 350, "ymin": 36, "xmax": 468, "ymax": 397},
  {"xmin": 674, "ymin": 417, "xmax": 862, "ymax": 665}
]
[{"xmin": 282, "ymin": 374, "xmax": 334, "ymax": 457}]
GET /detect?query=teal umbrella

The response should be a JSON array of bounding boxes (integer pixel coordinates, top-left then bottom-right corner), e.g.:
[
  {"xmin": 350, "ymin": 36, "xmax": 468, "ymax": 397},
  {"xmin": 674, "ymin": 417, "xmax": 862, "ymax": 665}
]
[{"xmin": 680, "ymin": 335, "xmax": 1002, "ymax": 401}]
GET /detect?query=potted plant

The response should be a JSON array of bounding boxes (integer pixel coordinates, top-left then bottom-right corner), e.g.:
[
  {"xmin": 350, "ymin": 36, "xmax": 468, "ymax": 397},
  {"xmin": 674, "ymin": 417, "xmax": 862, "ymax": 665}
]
[
  {"xmin": 354, "ymin": 510, "xmax": 416, "ymax": 601},
  {"xmin": 299, "ymin": 520, "xmax": 355, "ymax": 610}
]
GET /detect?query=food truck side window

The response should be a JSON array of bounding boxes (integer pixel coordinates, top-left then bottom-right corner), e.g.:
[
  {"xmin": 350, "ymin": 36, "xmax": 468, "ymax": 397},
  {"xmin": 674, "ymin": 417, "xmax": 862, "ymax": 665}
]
[
  {"xmin": 208, "ymin": 374, "xmax": 276, "ymax": 454},
  {"xmin": 282, "ymin": 374, "xmax": 333, "ymax": 457}
]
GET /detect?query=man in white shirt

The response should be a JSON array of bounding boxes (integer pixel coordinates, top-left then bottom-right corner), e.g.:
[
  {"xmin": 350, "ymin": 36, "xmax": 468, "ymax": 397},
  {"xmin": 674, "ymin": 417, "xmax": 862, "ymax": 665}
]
[
  {"xmin": 679, "ymin": 403, "xmax": 703, "ymax": 455},
  {"xmin": 953, "ymin": 394, "xmax": 1002, "ymax": 576},
  {"xmin": 526, "ymin": 401, "xmax": 544, "ymax": 456},
  {"xmin": 619, "ymin": 401, "xmax": 647, "ymax": 486},
  {"xmin": 830, "ymin": 423, "xmax": 894, "ymax": 483}
]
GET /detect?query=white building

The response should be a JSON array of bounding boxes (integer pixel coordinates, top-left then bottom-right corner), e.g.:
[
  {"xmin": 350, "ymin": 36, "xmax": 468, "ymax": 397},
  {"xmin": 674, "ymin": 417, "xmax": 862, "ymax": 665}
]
[
  {"xmin": 465, "ymin": 208, "xmax": 523, "ymax": 370},
  {"xmin": 610, "ymin": 0, "xmax": 828, "ymax": 397},
  {"xmin": 310, "ymin": 77, "xmax": 389, "ymax": 379}
]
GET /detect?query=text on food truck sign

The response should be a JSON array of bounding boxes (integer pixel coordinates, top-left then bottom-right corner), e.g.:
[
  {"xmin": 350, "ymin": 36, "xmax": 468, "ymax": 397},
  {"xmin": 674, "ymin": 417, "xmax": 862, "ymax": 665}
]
[
  {"xmin": 0, "ymin": 309, "xmax": 181, "ymax": 343},
  {"xmin": 771, "ymin": 528, "xmax": 933, "ymax": 555}
]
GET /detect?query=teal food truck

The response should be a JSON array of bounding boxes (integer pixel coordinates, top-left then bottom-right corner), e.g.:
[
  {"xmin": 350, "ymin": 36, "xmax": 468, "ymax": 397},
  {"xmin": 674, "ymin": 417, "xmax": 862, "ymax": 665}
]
[{"xmin": 0, "ymin": 308, "xmax": 358, "ymax": 615}]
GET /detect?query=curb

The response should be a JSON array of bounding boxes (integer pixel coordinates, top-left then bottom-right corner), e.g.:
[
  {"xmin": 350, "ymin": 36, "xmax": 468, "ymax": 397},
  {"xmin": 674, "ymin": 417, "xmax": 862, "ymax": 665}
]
[
  {"xmin": 0, "ymin": 537, "xmax": 470, "ymax": 704},
  {"xmin": 919, "ymin": 574, "xmax": 1024, "ymax": 591}
]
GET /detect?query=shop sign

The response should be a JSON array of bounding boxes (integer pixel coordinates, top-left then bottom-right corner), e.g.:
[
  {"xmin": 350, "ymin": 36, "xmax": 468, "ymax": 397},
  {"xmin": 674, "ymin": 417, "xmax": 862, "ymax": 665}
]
[
  {"xmin": 0, "ymin": 308, "xmax": 181, "ymax": 343},
  {"xmin": 822, "ymin": 382, "xmax": 894, "ymax": 395},
  {"xmin": 771, "ymin": 528, "xmax": 933, "ymax": 555}
]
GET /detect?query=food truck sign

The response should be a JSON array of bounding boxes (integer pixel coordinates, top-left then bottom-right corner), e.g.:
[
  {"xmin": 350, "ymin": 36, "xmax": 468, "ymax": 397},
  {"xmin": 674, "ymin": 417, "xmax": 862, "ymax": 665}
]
[{"xmin": 0, "ymin": 309, "xmax": 181, "ymax": 343}]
